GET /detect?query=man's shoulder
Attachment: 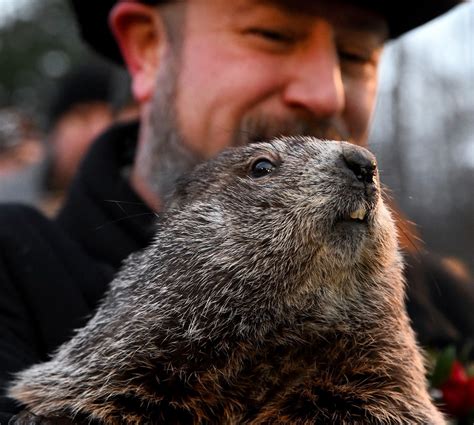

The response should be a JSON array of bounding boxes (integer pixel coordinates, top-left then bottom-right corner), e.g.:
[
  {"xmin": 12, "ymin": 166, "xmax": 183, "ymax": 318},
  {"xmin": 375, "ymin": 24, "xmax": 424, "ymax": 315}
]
[
  {"xmin": 0, "ymin": 202, "xmax": 50, "ymax": 229},
  {"xmin": 0, "ymin": 202, "xmax": 113, "ymax": 363},
  {"xmin": 0, "ymin": 203, "xmax": 82, "ymax": 272},
  {"xmin": 0, "ymin": 203, "xmax": 61, "ymax": 267},
  {"xmin": 0, "ymin": 201, "xmax": 112, "ymax": 300},
  {"xmin": 0, "ymin": 203, "xmax": 115, "ymax": 419}
]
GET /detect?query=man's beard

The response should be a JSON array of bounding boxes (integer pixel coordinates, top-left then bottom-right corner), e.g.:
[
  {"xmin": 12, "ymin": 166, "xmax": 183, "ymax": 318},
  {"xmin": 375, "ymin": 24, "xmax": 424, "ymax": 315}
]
[
  {"xmin": 143, "ymin": 54, "xmax": 202, "ymax": 205},
  {"xmin": 144, "ymin": 63, "xmax": 352, "ymax": 204}
]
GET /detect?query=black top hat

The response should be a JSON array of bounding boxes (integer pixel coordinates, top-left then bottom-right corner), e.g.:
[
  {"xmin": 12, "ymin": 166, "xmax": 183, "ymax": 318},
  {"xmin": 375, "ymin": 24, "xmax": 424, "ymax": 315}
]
[{"xmin": 70, "ymin": 0, "xmax": 462, "ymax": 65}]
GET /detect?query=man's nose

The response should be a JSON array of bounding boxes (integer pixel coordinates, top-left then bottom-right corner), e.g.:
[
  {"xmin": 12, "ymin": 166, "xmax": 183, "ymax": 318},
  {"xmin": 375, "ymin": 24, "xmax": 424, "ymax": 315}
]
[{"xmin": 282, "ymin": 24, "xmax": 345, "ymax": 118}]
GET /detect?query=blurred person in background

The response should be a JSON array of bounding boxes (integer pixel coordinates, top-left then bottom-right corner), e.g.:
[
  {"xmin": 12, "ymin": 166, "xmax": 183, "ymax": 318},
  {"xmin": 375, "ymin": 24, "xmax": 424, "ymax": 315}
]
[
  {"xmin": 0, "ymin": 0, "xmax": 473, "ymax": 422},
  {"xmin": 40, "ymin": 63, "xmax": 138, "ymax": 216},
  {"xmin": 0, "ymin": 108, "xmax": 45, "ymax": 205},
  {"xmin": 0, "ymin": 65, "xmax": 137, "ymax": 216},
  {"xmin": 40, "ymin": 64, "xmax": 114, "ymax": 215}
]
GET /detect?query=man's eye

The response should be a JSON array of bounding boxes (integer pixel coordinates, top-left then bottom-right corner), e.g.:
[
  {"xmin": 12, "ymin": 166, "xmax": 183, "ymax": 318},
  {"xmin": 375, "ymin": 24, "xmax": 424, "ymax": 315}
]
[
  {"xmin": 339, "ymin": 51, "xmax": 371, "ymax": 65},
  {"xmin": 248, "ymin": 28, "xmax": 293, "ymax": 43},
  {"xmin": 338, "ymin": 49, "xmax": 379, "ymax": 79}
]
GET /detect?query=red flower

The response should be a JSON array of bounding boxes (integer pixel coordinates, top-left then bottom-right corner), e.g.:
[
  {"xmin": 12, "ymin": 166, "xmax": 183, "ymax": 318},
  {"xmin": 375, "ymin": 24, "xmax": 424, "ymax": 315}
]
[
  {"xmin": 440, "ymin": 361, "xmax": 474, "ymax": 418},
  {"xmin": 467, "ymin": 378, "xmax": 474, "ymax": 407}
]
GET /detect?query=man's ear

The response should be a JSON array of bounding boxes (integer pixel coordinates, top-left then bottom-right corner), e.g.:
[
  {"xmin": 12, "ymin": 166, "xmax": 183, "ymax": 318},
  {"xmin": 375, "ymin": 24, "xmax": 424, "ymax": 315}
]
[{"xmin": 109, "ymin": 2, "xmax": 166, "ymax": 103}]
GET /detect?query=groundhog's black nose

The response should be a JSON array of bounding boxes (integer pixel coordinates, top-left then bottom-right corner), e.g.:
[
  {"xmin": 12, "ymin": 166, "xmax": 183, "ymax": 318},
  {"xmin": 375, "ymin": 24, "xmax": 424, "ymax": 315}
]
[{"xmin": 342, "ymin": 145, "xmax": 377, "ymax": 185}]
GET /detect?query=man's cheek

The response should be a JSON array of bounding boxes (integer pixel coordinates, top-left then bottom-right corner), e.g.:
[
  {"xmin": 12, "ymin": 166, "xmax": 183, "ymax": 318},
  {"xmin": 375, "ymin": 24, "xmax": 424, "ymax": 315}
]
[{"xmin": 344, "ymin": 82, "xmax": 377, "ymax": 143}]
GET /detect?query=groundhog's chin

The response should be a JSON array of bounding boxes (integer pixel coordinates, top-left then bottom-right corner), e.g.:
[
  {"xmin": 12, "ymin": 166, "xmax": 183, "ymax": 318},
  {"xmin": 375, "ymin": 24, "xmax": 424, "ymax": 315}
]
[
  {"xmin": 320, "ymin": 209, "xmax": 379, "ymax": 264},
  {"xmin": 325, "ymin": 226, "xmax": 368, "ymax": 261}
]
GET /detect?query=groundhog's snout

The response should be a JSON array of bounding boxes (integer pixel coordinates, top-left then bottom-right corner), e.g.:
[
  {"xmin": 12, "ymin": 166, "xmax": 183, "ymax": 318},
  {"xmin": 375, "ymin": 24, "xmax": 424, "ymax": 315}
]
[{"xmin": 341, "ymin": 144, "xmax": 377, "ymax": 186}]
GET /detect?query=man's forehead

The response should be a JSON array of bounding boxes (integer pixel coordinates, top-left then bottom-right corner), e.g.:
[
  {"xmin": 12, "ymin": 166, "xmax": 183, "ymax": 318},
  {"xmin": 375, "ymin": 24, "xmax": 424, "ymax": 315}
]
[
  {"xmin": 70, "ymin": 0, "xmax": 461, "ymax": 63},
  {"xmin": 227, "ymin": 0, "xmax": 388, "ymax": 36}
]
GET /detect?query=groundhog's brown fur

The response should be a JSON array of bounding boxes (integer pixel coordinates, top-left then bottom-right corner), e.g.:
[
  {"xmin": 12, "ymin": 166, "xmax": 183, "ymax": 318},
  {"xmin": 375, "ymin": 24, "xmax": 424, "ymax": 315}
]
[{"xmin": 8, "ymin": 138, "xmax": 444, "ymax": 424}]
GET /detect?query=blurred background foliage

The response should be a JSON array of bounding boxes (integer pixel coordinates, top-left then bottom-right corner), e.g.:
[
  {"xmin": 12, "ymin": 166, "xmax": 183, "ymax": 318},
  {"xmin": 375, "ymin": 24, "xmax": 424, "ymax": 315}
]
[
  {"xmin": 369, "ymin": 3, "xmax": 473, "ymax": 273},
  {"xmin": 0, "ymin": 0, "xmax": 125, "ymax": 129}
]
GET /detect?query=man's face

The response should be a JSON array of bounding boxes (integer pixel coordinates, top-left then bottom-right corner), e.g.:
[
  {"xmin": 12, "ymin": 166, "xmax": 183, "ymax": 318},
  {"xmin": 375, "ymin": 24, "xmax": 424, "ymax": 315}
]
[
  {"xmin": 175, "ymin": 0, "xmax": 386, "ymax": 148},
  {"xmin": 142, "ymin": 0, "xmax": 387, "ymax": 201}
]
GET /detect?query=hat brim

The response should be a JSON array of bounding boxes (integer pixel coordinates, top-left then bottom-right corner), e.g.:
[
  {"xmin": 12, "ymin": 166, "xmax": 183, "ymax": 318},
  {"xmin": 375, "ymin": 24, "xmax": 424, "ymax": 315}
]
[{"xmin": 70, "ymin": 0, "xmax": 462, "ymax": 65}]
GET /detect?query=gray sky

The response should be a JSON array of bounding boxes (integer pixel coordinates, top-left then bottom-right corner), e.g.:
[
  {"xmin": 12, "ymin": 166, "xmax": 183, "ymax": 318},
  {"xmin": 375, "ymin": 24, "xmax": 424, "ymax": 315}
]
[{"xmin": 0, "ymin": 0, "xmax": 36, "ymax": 29}]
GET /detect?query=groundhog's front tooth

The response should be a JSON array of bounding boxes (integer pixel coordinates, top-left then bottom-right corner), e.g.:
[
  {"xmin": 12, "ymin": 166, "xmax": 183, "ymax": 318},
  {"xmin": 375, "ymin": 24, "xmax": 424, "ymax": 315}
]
[{"xmin": 350, "ymin": 207, "xmax": 366, "ymax": 221}]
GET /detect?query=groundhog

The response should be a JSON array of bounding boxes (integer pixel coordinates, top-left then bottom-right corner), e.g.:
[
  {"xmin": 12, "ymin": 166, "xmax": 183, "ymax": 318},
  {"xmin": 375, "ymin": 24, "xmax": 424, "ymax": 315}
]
[{"xmin": 8, "ymin": 138, "xmax": 444, "ymax": 424}]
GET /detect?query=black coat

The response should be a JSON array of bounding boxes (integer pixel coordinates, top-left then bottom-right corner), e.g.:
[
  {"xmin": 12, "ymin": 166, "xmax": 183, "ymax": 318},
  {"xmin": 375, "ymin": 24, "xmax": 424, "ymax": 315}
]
[
  {"xmin": 0, "ymin": 122, "xmax": 473, "ymax": 422},
  {"xmin": 0, "ymin": 122, "xmax": 156, "ymax": 421}
]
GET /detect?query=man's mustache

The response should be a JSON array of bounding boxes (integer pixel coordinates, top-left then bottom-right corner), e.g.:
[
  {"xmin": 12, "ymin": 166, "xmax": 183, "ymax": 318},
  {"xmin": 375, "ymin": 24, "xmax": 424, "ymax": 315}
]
[{"xmin": 232, "ymin": 115, "xmax": 351, "ymax": 146}]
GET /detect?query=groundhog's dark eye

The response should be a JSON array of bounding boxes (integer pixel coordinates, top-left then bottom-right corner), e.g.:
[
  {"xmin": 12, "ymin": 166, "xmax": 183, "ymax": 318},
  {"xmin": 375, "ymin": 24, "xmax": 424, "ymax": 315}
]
[{"xmin": 250, "ymin": 158, "xmax": 276, "ymax": 178}]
